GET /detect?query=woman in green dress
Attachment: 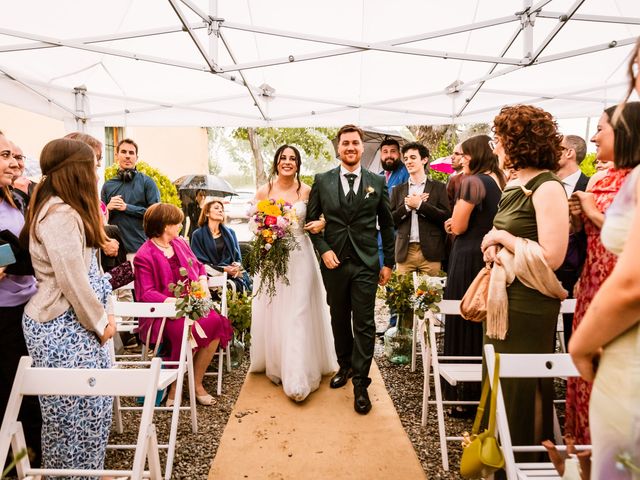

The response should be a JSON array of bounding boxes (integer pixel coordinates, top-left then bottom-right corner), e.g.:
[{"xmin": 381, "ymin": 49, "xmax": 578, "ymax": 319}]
[{"xmin": 480, "ymin": 105, "xmax": 569, "ymax": 463}]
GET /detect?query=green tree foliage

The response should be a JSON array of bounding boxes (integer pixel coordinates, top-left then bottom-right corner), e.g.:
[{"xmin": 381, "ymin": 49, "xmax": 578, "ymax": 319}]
[
  {"xmin": 580, "ymin": 152, "xmax": 597, "ymax": 177},
  {"xmin": 233, "ymin": 127, "xmax": 338, "ymax": 188},
  {"xmin": 104, "ymin": 161, "xmax": 181, "ymax": 208}
]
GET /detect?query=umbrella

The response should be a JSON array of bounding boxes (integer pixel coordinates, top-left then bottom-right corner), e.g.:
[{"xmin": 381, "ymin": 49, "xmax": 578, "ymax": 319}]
[
  {"xmin": 173, "ymin": 174, "xmax": 236, "ymax": 197},
  {"xmin": 429, "ymin": 156, "xmax": 454, "ymax": 174}
]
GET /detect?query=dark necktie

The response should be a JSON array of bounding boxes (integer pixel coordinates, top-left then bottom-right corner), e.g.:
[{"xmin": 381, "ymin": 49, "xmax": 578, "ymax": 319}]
[{"xmin": 344, "ymin": 173, "xmax": 357, "ymax": 203}]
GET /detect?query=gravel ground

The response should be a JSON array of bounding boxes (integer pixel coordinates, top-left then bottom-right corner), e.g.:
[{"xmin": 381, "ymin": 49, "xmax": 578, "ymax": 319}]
[{"xmin": 104, "ymin": 301, "xmax": 472, "ymax": 479}]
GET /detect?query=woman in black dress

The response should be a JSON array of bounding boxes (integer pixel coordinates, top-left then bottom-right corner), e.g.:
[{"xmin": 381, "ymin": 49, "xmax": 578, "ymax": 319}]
[{"xmin": 442, "ymin": 134, "xmax": 505, "ymax": 413}]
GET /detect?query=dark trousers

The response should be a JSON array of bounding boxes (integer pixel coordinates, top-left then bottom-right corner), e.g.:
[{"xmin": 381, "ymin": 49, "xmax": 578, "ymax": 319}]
[
  {"xmin": 321, "ymin": 258, "xmax": 378, "ymax": 387},
  {"xmin": 0, "ymin": 303, "xmax": 42, "ymax": 469}
]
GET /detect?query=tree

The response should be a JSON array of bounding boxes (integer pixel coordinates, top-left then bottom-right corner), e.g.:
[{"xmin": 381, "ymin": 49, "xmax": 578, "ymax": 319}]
[{"xmin": 232, "ymin": 127, "xmax": 338, "ymax": 189}]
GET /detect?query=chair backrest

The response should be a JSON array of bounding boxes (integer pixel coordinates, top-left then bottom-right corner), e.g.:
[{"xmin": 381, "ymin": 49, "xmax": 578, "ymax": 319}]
[
  {"xmin": 208, "ymin": 271, "xmax": 229, "ymax": 316},
  {"xmin": 0, "ymin": 357, "xmax": 163, "ymax": 479},
  {"xmin": 484, "ymin": 344, "xmax": 580, "ymax": 479},
  {"xmin": 112, "ymin": 301, "xmax": 178, "ymax": 318}
]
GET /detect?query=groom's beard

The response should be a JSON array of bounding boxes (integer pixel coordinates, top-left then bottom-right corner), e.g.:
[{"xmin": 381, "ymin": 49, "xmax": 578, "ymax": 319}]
[{"xmin": 340, "ymin": 149, "xmax": 362, "ymax": 167}]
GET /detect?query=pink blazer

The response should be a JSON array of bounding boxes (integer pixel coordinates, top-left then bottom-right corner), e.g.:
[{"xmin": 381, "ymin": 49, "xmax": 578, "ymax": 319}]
[{"xmin": 133, "ymin": 237, "xmax": 206, "ymax": 345}]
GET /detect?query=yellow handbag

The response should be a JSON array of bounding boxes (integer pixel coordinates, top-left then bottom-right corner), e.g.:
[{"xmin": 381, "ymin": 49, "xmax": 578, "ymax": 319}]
[{"xmin": 460, "ymin": 352, "xmax": 505, "ymax": 479}]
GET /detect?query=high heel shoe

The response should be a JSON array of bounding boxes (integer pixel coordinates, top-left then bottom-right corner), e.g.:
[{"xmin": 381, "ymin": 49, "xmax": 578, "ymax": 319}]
[{"xmin": 196, "ymin": 394, "xmax": 214, "ymax": 406}]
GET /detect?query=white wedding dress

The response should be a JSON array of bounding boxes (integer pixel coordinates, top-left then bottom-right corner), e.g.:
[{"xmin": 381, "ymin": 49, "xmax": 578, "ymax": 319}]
[{"xmin": 249, "ymin": 201, "xmax": 338, "ymax": 401}]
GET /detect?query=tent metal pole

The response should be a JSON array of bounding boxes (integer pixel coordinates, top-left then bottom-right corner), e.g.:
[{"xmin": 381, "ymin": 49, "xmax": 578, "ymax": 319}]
[
  {"xmin": 536, "ymin": 11, "xmax": 640, "ymax": 25},
  {"xmin": 535, "ymin": 36, "xmax": 638, "ymax": 64},
  {"xmin": 178, "ymin": 0, "xmax": 209, "ymax": 22},
  {"xmin": 209, "ymin": 0, "xmax": 219, "ymax": 66},
  {"xmin": 529, "ymin": 0, "xmax": 586, "ymax": 63},
  {"xmin": 0, "ymin": 23, "xmax": 209, "ymax": 54},
  {"xmin": 167, "ymin": 0, "xmax": 219, "ymax": 73},
  {"xmin": 521, "ymin": 0, "xmax": 534, "ymax": 60},
  {"xmin": 73, "ymin": 86, "xmax": 88, "ymax": 132},
  {"xmin": 217, "ymin": 31, "xmax": 268, "ymax": 121}
]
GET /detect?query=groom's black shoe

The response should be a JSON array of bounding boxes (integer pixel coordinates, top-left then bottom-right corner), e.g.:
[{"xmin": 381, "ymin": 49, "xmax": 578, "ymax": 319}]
[
  {"xmin": 354, "ymin": 385, "xmax": 372, "ymax": 414},
  {"xmin": 330, "ymin": 367, "xmax": 353, "ymax": 389}
]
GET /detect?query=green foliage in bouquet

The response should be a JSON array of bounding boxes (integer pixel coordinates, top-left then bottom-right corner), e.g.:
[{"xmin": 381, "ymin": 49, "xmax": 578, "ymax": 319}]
[
  {"xmin": 413, "ymin": 279, "xmax": 444, "ymax": 319},
  {"xmin": 105, "ymin": 161, "xmax": 181, "ymax": 208},
  {"xmin": 381, "ymin": 271, "xmax": 414, "ymax": 313},
  {"xmin": 167, "ymin": 266, "xmax": 214, "ymax": 323},
  {"xmin": 226, "ymin": 290, "xmax": 252, "ymax": 344}
]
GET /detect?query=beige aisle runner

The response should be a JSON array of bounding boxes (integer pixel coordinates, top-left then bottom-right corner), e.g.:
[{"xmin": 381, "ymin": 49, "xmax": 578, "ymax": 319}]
[{"xmin": 209, "ymin": 361, "xmax": 426, "ymax": 479}]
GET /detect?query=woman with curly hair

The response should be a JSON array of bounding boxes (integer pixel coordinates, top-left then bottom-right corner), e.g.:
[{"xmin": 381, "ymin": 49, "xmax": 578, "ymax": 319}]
[{"xmin": 480, "ymin": 105, "xmax": 569, "ymax": 463}]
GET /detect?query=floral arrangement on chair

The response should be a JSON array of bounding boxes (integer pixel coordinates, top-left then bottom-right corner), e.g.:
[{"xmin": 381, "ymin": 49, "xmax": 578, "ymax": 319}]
[
  {"xmin": 168, "ymin": 265, "xmax": 214, "ymax": 348},
  {"xmin": 245, "ymin": 198, "xmax": 299, "ymax": 297},
  {"xmin": 413, "ymin": 278, "xmax": 444, "ymax": 319}
]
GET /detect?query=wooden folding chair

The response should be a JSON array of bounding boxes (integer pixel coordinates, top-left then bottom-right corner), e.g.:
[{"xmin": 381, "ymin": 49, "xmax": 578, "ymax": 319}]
[
  {"xmin": 484, "ymin": 344, "xmax": 590, "ymax": 480},
  {"xmin": 416, "ymin": 299, "xmax": 482, "ymax": 471},
  {"xmin": 0, "ymin": 356, "xmax": 164, "ymax": 480},
  {"xmin": 110, "ymin": 302, "xmax": 196, "ymax": 480},
  {"xmin": 411, "ymin": 272, "xmax": 446, "ymax": 372}
]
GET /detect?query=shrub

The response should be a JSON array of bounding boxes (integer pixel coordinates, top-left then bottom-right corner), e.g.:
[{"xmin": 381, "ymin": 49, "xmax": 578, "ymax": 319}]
[{"xmin": 104, "ymin": 161, "xmax": 181, "ymax": 208}]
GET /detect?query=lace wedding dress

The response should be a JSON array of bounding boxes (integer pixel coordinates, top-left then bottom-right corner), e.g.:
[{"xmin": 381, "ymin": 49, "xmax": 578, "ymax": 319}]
[{"xmin": 249, "ymin": 201, "xmax": 338, "ymax": 401}]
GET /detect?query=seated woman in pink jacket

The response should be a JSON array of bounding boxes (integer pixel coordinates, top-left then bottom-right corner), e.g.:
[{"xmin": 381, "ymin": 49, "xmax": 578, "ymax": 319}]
[{"xmin": 134, "ymin": 203, "xmax": 232, "ymax": 406}]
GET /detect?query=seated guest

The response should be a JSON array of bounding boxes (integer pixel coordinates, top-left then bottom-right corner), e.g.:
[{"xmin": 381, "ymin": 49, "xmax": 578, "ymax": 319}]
[
  {"xmin": 134, "ymin": 203, "xmax": 233, "ymax": 406},
  {"xmin": 190, "ymin": 199, "xmax": 252, "ymax": 292}
]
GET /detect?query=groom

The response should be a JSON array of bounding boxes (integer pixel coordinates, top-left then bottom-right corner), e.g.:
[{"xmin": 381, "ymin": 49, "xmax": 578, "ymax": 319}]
[{"xmin": 308, "ymin": 124, "xmax": 395, "ymax": 414}]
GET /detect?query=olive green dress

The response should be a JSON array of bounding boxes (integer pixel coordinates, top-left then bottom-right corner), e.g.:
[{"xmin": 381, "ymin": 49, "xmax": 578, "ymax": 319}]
[{"xmin": 485, "ymin": 171, "xmax": 561, "ymax": 459}]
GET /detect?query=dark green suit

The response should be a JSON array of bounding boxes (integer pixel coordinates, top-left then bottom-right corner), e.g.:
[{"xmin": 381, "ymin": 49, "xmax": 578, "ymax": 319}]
[{"xmin": 307, "ymin": 166, "xmax": 395, "ymax": 386}]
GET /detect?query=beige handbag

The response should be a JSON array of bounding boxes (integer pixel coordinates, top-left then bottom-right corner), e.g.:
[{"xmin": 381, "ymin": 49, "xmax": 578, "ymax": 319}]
[{"xmin": 460, "ymin": 263, "xmax": 491, "ymax": 323}]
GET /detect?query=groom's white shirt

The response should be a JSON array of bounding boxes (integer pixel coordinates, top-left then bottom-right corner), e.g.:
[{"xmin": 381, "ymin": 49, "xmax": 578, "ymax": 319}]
[{"xmin": 339, "ymin": 165, "xmax": 362, "ymax": 197}]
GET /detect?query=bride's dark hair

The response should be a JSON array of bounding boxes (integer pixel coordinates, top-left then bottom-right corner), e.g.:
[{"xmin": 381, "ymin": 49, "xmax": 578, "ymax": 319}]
[{"xmin": 269, "ymin": 144, "xmax": 302, "ymax": 196}]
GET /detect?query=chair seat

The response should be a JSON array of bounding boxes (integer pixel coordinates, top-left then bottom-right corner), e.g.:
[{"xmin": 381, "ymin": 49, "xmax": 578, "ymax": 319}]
[
  {"xmin": 516, "ymin": 461, "xmax": 560, "ymax": 479},
  {"xmin": 439, "ymin": 364, "xmax": 482, "ymax": 386},
  {"xmin": 158, "ymin": 370, "xmax": 178, "ymax": 390}
]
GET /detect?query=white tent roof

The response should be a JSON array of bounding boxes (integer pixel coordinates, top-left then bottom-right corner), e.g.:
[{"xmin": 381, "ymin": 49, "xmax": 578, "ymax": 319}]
[{"xmin": 1, "ymin": 0, "xmax": 639, "ymax": 128}]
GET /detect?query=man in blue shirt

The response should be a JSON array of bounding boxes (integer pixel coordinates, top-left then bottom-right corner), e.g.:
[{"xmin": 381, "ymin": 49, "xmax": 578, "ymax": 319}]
[
  {"xmin": 101, "ymin": 138, "xmax": 160, "ymax": 256},
  {"xmin": 378, "ymin": 139, "xmax": 409, "ymax": 330}
]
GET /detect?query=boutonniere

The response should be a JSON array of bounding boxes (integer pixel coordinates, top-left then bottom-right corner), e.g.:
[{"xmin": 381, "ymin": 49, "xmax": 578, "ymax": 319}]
[{"xmin": 365, "ymin": 186, "xmax": 376, "ymax": 199}]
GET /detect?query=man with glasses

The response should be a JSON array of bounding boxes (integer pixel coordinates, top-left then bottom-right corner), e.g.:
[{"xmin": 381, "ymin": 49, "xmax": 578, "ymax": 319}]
[{"xmin": 555, "ymin": 135, "xmax": 589, "ymax": 349}]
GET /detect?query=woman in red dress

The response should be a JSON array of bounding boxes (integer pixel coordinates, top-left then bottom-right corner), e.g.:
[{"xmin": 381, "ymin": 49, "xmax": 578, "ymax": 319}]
[{"xmin": 564, "ymin": 102, "xmax": 640, "ymax": 444}]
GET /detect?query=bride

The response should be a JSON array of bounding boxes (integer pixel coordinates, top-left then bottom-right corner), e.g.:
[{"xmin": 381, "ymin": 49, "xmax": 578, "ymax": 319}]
[{"xmin": 249, "ymin": 144, "xmax": 338, "ymax": 402}]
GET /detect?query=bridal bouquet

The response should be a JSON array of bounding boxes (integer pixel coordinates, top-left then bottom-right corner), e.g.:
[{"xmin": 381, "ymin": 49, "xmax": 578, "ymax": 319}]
[
  {"xmin": 413, "ymin": 278, "xmax": 444, "ymax": 319},
  {"xmin": 246, "ymin": 198, "xmax": 299, "ymax": 297},
  {"xmin": 168, "ymin": 265, "xmax": 212, "ymax": 347}
]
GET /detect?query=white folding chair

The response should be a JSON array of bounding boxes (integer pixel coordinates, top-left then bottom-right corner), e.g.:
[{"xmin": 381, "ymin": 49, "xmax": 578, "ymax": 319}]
[
  {"xmin": 411, "ymin": 272, "xmax": 447, "ymax": 372},
  {"xmin": 110, "ymin": 302, "xmax": 196, "ymax": 480},
  {"xmin": 417, "ymin": 299, "xmax": 482, "ymax": 471},
  {"xmin": 204, "ymin": 272, "xmax": 235, "ymax": 395},
  {"xmin": 556, "ymin": 299, "xmax": 577, "ymax": 353},
  {"xmin": 0, "ymin": 356, "xmax": 164, "ymax": 480},
  {"xmin": 484, "ymin": 344, "xmax": 591, "ymax": 480}
]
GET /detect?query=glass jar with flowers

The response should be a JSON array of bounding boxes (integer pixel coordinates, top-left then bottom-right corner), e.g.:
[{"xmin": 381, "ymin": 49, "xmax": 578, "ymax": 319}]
[
  {"xmin": 225, "ymin": 289, "xmax": 252, "ymax": 368},
  {"xmin": 381, "ymin": 271, "xmax": 415, "ymax": 365}
]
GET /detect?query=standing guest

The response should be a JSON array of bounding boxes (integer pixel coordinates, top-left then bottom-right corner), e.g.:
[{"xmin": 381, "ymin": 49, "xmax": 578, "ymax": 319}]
[
  {"xmin": 564, "ymin": 102, "xmax": 640, "ymax": 446},
  {"xmin": 8, "ymin": 142, "xmax": 30, "ymax": 214},
  {"xmin": 21, "ymin": 138, "xmax": 116, "ymax": 474},
  {"xmin": 190, "ymin": 199, "xmax": 252, "ymax": 292},
  {"xmin": 0, "ymin": 132, "xmax": 41, "ymax": 471},
  {"xmin": 390, "ymin": 142, "xmax": 450, "ymax": 276},
  {"xmin": 554, "ymin": 135, "xmax": 590, "ymax": 349},
  {"xmin": 570, "ymin": 50, "xmax": 640, "ymax": 475},
  {"xmin": 134, "ymin": 203, "xmax": 233, "ymax": 406},
  {"xmin": 481, "ymin": 105, "xmax": 569, "ymax": 468},
  {"xmin": 101, "ymin": 138, "xmax": 160, "ymax": 258},
  {"xmin": 446, "ymin": 142, "xmax": 465, "ymax": 208},
  {"xmin": 378, "ymin": 139, "xmax": 409, "ymax": 328},
  {"xmin": 442, "ymin": 135, "xmax": 504, "ymax": 415}
]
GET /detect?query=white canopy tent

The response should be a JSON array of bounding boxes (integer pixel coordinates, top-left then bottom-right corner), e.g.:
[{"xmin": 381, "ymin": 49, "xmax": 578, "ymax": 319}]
[{"xmin": 1, "ymin": 0, "xmax": 639, "ymax": 129}]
